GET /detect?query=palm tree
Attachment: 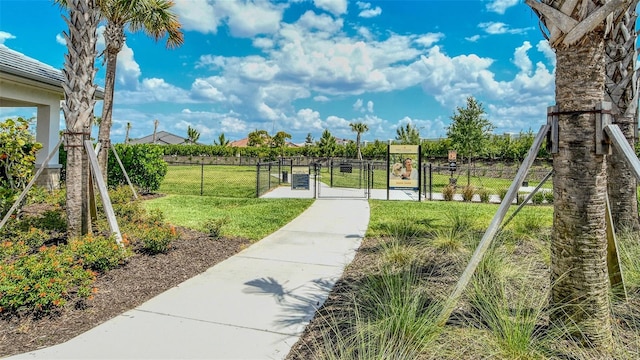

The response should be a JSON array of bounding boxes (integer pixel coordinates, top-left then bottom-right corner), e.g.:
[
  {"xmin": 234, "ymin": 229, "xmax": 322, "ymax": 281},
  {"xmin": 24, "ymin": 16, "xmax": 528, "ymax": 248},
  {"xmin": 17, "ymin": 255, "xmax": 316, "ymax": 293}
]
[
  {"xmin": 349, "ymin": 122, "xmax": 369, "ymax": 160},
  {"xmin": 395, "ymin": 123, "xmax": 420, "ymax": 144},
  {"xmin": 152, "ymin": 119, "xmax": 159, "ymax": 143},
  {"xmin": 96, "ymin": 0, "xmax": 183, "ymax": 180},
  {"xmin": 124, "ymin": 121, "xmax": 131, "ymax": 143},
  {"xmin": 57, "ymin": 0, "xmax": 101, "ymax": 236},
  {"xmin": 605, "ymin": 0, "xmax": 640, "ymax": 231},
  {"xmin": 247, "ymin": 129, "xmax": 270, "ymax": 147},
  {"xmin": 186, "ymin": 125, "xmax": 200, "ymax": 144},
  {"xmin": 214, "ymin": 133, "xmax": 230, "ymax": 147},
  {"xmin": 527, "ymin": 0, "xmax": 629, "ymax": 351}
]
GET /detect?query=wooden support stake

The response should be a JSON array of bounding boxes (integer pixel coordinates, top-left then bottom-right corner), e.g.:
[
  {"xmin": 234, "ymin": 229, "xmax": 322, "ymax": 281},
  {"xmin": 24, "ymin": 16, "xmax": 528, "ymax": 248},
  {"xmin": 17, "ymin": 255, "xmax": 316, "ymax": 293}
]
[
  {"xmin": 84, "ymin": 140, "xmax": 123, "ymax": 245},
  {"xmin": 438, "ymin": 124, "xmax": 550, "ymax": 326},
  {"xmin": 604, "ymin": 124, "xmax": 640, "ymax": 181},
  {"xmin": 110, "ymin": 144, "xmax": 138, "ymax": 200},
  {"xmin": 605, "ymin": 193, "xmax": 627, "ymax": 301},
  {"xmin": 500, "ymin": 170, "xmax": 554, "ymax": 231},
  {"xmin": 0, "ymin": 137, "xmax": 64, "ymax": 230}
]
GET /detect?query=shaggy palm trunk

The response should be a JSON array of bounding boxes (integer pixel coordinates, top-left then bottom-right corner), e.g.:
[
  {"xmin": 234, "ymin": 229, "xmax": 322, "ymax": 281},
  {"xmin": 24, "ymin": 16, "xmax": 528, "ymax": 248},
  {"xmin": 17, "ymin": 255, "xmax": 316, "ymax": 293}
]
[
  {"xmin": 605, "ymin": 2, "xmax": 640, "ymax": 231},
  {"xmin": 98, "ymin": 22, "xmax": 125, "ymax": 183},
  {"xmin": 61, "ymin": 0, "xmax": 100, "ymax": 236},
  {"xmin": 552, "ymin": 36, "xmax": 612, "ymax": 350}
]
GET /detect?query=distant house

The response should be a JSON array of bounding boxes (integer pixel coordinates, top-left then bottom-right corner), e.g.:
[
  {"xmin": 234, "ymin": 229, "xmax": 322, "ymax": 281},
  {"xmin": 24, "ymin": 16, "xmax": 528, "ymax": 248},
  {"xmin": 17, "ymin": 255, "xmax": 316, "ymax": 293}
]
[
  {"xmin": 128, "ymin": 131, "xmax": 192, "ymax": 145},
  {"xmin": 229, "ymin": 138, "xmax": 249, "ymax": 147}
]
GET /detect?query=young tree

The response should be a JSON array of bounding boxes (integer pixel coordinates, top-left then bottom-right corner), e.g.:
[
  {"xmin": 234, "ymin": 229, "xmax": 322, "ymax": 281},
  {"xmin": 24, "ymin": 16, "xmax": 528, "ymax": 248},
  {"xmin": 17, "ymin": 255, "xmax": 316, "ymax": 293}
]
[
  {"xmin": 318, "ymin": 129, "xmax": 337, "ymax": 158},
  {"xmin": 304, "ymin": 132, "xmax": 314, "ymax": 146},
  {"xmin": 446, "ymin": 96, "xmax": 494, "ymax": 184},
  {"xmin": 395, "ymin": 123, "xmax": 420, "ymax": 144},
  {"xmin": 96, "ymin": 0, "xmax": 183, "ymax": 180},
  {"xmin": 186, "ymin": 126, "xmax": 200, "ymax": 144},
  {"xmin": 447, "ymin": 97, "xmax": 494, "ymax": 162},
  {"xmin": 349, "ymin": 122, "xmax": 369, "ymax": 160},
  {"xmin": 527, "ymin": 0, "xmax": 628, "ymax": 351}
]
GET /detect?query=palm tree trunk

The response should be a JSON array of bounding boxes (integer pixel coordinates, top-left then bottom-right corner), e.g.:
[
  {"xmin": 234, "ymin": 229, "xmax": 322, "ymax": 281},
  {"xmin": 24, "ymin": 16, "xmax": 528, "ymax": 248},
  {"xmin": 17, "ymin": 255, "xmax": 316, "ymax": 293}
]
[
  {"xmin": 61, "ymin": 0, "xmax": 100, "ymax": 236},
  {"xmin": 552, "ymin": 36, "xmax": 612, "ymax": 350},
  {"xmin": 605, "ymin": 1, "xmax": 640, "ymax": 231},
  {"xmin": 98, "ymin": 22, "xmax": 125, "ymax": 183},
  {"xmin": 124, "ymin": 122, "xmax": 131, "ymax": 144}
]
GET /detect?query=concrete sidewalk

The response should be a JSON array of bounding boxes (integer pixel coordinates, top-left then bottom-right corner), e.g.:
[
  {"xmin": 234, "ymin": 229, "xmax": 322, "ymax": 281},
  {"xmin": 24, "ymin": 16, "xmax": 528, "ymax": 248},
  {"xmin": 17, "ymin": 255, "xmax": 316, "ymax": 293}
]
[{"xmin": 9, "ymin": 199, "xmax": 370, "ymax": 360}]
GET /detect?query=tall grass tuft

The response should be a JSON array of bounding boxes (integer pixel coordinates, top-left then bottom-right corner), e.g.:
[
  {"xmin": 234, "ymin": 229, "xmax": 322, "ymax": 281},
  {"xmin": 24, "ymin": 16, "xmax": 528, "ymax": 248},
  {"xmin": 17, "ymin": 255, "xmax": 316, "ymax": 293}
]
[
  {"xmin": 442, "ymin": 185, "xmax": 456, "ymax": 201},
  {"xmin": 467, "ymin": 251, "xmax": 547, "ymax": 359},
  {"xmin": 462, "ymin": 185, "xmax": 475, "ymax": 202},
  {"xmin": 316, "ymin": 267, "xmax": 442, "ymax": 359},
  {"xmin": 618, "ymin": 229, "xmax": 640, "ymax": 293}
]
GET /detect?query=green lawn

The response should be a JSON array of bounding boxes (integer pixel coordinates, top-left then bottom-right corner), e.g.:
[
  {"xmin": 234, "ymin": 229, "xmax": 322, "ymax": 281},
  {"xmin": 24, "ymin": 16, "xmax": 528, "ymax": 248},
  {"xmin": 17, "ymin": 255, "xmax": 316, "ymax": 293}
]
[
  {"xmin": 160, "ymin": 165, "xmax": 259, "ymax": 198},
  {"xmin": 144, "ymin": 195, "xmax": 313, "ymax": 241}
]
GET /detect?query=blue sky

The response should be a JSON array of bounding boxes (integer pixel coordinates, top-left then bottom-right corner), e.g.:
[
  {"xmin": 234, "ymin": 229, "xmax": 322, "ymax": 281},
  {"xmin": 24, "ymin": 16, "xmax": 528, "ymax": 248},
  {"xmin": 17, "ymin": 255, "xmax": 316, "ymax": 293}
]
[{"xmin": 0, "ymin": 0, "xmax": 557, "ymax": 144}]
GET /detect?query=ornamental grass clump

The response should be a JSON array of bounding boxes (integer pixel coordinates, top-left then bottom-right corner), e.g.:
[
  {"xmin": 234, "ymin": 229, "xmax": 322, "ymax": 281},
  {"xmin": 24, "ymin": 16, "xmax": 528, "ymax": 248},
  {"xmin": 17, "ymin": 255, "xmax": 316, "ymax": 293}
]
[{"xmin": 442, "ymin": 185, "xmax": 456, "ymax": 201}]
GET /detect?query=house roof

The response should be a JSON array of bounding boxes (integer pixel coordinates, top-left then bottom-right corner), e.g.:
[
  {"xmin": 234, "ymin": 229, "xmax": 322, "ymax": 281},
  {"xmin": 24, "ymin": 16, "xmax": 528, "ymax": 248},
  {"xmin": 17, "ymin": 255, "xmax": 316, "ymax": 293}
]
[
  {"xmin": 128, "ymin": 131, "xmax": 190, "ymax": 145},
  {"xmin": 229, "ymin": 138, "xmax": 249, "ymax": 147},
  {"xmin": 0, "ymin": 45, "xmax": 104, "ymax": 99}
]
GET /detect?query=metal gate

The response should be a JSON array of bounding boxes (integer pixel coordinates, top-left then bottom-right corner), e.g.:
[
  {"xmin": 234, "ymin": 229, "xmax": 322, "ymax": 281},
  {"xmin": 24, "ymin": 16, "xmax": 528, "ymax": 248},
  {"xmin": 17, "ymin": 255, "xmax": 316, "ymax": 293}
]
[{"xmin": 314, "ymin": 160, "xmax": 373, "ymax": 199}]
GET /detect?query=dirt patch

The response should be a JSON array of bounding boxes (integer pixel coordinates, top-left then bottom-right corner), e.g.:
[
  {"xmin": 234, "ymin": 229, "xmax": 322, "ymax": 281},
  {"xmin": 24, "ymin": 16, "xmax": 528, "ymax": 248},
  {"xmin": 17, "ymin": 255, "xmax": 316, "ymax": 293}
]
[{"xmin": 0, "ymin": 226, "xmax": 250, "ymax": 357}]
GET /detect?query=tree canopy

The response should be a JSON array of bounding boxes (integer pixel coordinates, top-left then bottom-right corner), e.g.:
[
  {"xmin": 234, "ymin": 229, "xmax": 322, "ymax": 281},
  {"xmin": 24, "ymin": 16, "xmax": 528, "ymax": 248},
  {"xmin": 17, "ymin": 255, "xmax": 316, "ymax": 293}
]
[{"xmin": 446, "ymin": 96, "xmax": 494, "ymax": 161}]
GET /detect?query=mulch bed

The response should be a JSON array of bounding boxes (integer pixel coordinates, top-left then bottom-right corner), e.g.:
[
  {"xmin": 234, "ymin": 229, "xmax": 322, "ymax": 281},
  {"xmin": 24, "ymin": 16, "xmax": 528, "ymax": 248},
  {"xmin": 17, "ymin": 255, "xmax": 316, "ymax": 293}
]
[{"xmin": 0, "ymin": 226, "xmax": 250, "ymax": 357}]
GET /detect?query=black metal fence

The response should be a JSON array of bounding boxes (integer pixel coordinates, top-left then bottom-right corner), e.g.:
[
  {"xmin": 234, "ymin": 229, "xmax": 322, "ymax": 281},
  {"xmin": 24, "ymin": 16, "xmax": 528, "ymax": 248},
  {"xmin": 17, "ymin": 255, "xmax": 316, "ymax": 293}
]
[{"xmin": 421, "ymin": 162, "xmax": 554, "ymax": 203}]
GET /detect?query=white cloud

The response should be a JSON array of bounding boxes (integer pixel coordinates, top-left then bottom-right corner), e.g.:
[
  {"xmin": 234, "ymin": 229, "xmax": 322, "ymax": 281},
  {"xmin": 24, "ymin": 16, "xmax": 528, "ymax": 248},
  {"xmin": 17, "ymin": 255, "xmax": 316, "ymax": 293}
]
[
  {"xmin": 486, "ymin": 0, "xmax": 519, "ymax": 14},
  {"xmin": 366, "ymin": 100, "xmax": 374, "ymax": 113},
  {"xmin": 353, "ymin": 98, "xmax": 364, "ymax": 111},
  {"xmin": 314, "ymin": 95, "xmax": 330, "ymax": 102},
  {"xmin": 253, "ymin": 37, "xmax": 274, "ymax": 49},
  {"xmin": 0, "ymin": 31, "xmax": 16, "ymax": 44},
  {"xmin": 191, "ymin": 78, "xmax": 226, "ymax": 101},
  {"xmin": 297, "ymin": 10, "xmax": 343, "ymax": 33},
  {"xmin": 55, "ymin": 33, "xmax": 66, "ymax": 46},
  {"xmin": 536, "ymin": 40, "xmax": 556, "ymax": 68},
  {"xmin": 173, "ymin": 0, "xmax": 220, "ymax": 34},
  {"xmin": 513, "ymin": 41, "xmax": 533, "ymax": 74},
  {"xmin": 414, "ymin": 33, "xmax": 444, "ymax": 48},
  {"xmin": 479, "ymin": 22, "xmax": 530, "ymax": 35},
  {"xmin": 313, "ymin": 0, "xmax": 347, "ymax": 16},
  {"xmin": 465, "ymin": 35, "xmax": 481, "ymax": 42},
  {"xmin": 115, "ymin": 43, "xmax": 142, "ymax": 90},
  {"xmin": 356, "ymin": 1, "xmax": 382, "ymax": 18},
  {"xmin": 173, "ymin": 0, "xmax": 283, "ymax": 37}
]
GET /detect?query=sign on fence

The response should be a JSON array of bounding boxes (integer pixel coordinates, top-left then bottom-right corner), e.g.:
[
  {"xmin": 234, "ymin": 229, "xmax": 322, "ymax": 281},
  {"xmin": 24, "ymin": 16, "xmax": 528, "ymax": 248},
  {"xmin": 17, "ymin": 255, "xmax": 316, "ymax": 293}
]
[
  {"xmin": 291, "ymin": 166, "xmax": 310, "ymax": 190},
  {"xmin": 388, "ymin": 145, "xmax": 420, "ymax": 190}
]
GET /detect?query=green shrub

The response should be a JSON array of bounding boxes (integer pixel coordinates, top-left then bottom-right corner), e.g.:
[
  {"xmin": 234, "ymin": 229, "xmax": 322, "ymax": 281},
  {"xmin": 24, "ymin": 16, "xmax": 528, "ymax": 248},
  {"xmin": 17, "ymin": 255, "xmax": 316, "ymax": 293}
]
[
  {"xmin": 107, "ymin": 144, "xmax": 168, "ymax": 193},
  {"xmin": 136, "ymin": 223, "xmax": 179, "ymax": 254},
  {"xmin": 203, "ymin": 217, "xmax": 229, "ymax": 239},
  {"xmin": 498, "ymin": 188, "xmax": 508, "ymax": 202},
  {"xmin": 69, "ymin": 234, "xmax": 130, "ymax": 272},
  {"xmin": 544, "ymin": 191, "xmax": 554, "ymax": 204},
  {"xmin": 0, "ymin": 117, "xmax": 42, "ymax": 216},
  {"xmin": 0, "ymin": 245, "xmax": 95, "ymax": 314},
  {"xmin": 442, "ymin": 185, "xmax": 455, "ymax": 201}
]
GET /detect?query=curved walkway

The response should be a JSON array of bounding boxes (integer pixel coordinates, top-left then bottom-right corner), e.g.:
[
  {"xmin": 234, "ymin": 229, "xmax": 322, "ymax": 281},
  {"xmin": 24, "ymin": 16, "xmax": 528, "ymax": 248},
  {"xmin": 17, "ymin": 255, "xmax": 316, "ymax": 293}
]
[{"xmin": 9, "ymin": 199, "xmax": 370, "ymax": 360}]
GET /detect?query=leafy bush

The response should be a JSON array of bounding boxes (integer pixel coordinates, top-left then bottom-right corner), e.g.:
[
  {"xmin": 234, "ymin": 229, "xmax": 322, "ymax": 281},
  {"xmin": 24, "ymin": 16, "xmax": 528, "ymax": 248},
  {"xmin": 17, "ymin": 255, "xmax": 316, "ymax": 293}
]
[
  {"xmin": 137, "ymin": 224, "xmax": 179, "ymax": 254},
  {"xmin": 544, "ymin": 191, "xmax": 554, "ymax": 204},
  {"xmin": 442, "ymin": 185, "xmax": 455, "ymax": 201},
  {"xmin": 108, "ymin": 144, "xmax": 168, "ymax": 193},
  {"xmin": 203, "ymin": 217, "xmax": 229, "ymax": 239},
  {"xmin": 0, "ymin": 245, "xmax": 95, "ymax": 313},
  {"xmin": 69, "ymin": 235, "xmax": 130, "ymax": 272},
  {"xmin": 0, "ymin": 117, "xmax": 42, "ymax": 216}
]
